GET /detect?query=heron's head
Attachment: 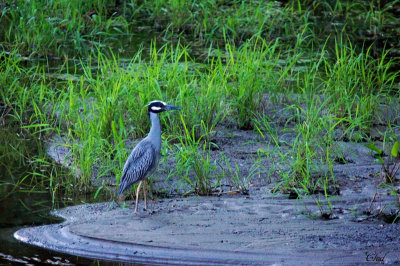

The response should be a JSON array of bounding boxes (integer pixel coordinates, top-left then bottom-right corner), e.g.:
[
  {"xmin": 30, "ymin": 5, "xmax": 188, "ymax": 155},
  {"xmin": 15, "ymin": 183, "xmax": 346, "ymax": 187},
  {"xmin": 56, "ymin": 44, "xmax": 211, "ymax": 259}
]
[{"xmin": 148, "ymin": 100, "xmax": 180, "ymax": 114}]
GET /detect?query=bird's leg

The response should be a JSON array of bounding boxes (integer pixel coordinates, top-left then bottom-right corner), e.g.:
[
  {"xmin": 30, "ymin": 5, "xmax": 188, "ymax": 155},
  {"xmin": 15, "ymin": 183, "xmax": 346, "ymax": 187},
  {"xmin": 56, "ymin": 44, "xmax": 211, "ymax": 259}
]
[
  {"xmin": 134, "ymin": 181, "xmax": 142, "ymax": 213},
  {"xmin": 143, "ymin": 180, "xmax": 147, "ymax": 210}
]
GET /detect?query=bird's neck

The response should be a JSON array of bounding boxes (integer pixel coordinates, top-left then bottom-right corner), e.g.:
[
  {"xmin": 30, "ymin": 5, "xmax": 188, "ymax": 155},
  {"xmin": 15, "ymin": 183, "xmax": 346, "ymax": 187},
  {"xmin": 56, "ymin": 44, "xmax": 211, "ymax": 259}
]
[{"xmin": 148, "ymin": 112, "xmax": 162, "ymax": 150}]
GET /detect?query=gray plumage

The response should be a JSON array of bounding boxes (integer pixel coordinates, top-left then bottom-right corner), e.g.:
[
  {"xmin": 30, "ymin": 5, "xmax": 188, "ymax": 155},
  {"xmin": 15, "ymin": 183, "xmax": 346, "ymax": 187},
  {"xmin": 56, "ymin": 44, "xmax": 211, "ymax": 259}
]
[
  {"xmin": 118, "ymin": 138, "xmax": 160, "ymax": 195},
  {"xmin": 117, "ymin": 100, "xmax": 179, "ymax": 212}
]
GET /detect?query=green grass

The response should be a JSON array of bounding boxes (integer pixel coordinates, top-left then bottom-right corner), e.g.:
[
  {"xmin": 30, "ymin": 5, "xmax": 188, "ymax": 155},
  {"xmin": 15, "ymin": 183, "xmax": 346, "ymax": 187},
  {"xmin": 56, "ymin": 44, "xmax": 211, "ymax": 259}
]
[
  {"xmin": 1, "ymin": 0, "xmax": 131, "ymax": 56},
  {"xmin": 2, "ymin": 36, "xmax": 400, "ymax": 197},
  {"xmin": 2, "ymin": 1, "xmax": 399, "ymax": 58},
  {"xmin": 169, "ymin": 116, "xmax": 218, "ymax": 195},
  {"xmin": 252, "ymin": 36, "xmax": 399, "ymax": 201}
]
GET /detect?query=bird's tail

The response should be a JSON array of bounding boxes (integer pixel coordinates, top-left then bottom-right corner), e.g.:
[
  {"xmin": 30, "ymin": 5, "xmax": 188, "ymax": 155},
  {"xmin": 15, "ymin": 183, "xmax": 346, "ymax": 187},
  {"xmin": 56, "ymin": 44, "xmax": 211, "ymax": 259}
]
[{"xmin": 118, "ymin": 182, "xmax": 127, "ymax": 195}]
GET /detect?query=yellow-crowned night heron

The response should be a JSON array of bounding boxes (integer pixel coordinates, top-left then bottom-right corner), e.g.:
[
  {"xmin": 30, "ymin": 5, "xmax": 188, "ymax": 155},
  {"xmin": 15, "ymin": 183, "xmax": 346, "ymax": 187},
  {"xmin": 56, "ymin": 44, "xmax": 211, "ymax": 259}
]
[{"xmin": 118, "ymin": 100, "xmax": 180, "ymax": 213}]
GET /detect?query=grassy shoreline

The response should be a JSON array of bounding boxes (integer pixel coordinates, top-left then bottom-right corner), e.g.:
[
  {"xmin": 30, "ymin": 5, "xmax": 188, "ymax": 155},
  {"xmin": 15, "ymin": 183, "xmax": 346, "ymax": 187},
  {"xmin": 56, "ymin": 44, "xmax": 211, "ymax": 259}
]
[{"xmin": 1, "ymin": 1, "xmax": 400, "ymax": 215}]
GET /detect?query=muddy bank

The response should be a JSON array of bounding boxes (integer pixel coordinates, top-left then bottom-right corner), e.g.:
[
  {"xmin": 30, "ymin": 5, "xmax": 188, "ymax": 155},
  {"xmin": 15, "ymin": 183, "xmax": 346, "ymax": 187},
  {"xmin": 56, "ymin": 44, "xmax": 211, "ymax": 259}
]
[{"xmin": 14, "ymin": 179, "xmax": 400, "ymax": 264}]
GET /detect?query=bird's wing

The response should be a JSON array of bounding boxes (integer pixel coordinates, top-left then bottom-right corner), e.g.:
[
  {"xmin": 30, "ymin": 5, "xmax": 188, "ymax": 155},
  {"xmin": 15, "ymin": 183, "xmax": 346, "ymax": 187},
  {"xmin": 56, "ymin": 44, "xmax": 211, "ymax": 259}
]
[{"xmin": 118, "ymin": 140, "xmax": 156, "ymax": 194}]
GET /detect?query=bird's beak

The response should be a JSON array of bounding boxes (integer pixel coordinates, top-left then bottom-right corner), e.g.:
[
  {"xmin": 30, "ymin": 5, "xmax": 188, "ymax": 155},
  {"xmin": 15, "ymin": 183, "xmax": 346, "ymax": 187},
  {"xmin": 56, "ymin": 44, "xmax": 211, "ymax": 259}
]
[{"xmin": 165, "ymin": 105, "xmax": 180, "ymax": 111}]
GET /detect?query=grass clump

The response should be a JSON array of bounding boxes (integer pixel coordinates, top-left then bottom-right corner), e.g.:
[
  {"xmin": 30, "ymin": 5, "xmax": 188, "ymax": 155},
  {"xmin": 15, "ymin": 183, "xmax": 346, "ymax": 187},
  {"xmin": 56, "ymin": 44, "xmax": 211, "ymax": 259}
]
[
  {"xmin": 223, "ymin": 38, "xmax": 280, "ymax": 129},
  {"xmin": 1, "ymin": 0, "xmax": 131, "ymax": 56},
  {"xmin": 170, "ymin": 118, "xmax": 217, "ymax": 196},
  {"xmin": 320, "ymin": 39, "xmax": 399, "ymax": 140}
]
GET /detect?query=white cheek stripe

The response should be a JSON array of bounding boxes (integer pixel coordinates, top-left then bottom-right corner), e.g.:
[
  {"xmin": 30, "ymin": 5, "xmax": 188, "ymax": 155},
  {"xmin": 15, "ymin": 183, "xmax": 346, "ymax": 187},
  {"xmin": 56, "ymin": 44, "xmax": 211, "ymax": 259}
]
[{"xmin": 151, "ymin": 106, "xmax": 162, "ymax": 111}]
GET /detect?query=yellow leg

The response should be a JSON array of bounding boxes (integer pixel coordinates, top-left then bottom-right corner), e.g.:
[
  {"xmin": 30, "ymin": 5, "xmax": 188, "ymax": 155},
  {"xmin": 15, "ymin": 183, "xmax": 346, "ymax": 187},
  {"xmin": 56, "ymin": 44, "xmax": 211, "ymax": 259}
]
[
  {"xmin": 143, "ymin": 180, "xmax": 147, "ymax": 210},
  {"xmin": 134, "ymin": 181, "xmax": 142, "ymax": 213}
]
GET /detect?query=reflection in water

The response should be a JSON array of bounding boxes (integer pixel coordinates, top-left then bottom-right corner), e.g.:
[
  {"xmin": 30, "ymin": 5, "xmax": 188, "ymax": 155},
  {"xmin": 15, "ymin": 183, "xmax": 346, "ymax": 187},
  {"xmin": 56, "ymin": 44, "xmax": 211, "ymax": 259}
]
[{"xmin": 0, "ymin": 126, "xmax": 113, "ymax": 265}]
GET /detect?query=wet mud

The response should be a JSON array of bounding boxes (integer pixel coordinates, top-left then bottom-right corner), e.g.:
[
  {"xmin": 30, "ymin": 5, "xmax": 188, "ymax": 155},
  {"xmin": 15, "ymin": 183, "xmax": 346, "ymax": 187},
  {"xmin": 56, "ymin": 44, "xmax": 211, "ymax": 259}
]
[{"xmin": 14, "ymin": 183, "xmax": 400, "ymax": 264}]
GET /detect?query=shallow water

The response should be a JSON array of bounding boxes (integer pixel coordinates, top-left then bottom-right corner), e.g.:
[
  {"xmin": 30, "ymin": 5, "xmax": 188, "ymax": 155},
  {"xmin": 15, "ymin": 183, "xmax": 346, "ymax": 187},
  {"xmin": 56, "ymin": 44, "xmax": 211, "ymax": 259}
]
[{"xmin": 0, "ymin": 126, "xmax": 114, "ymax": 265}]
